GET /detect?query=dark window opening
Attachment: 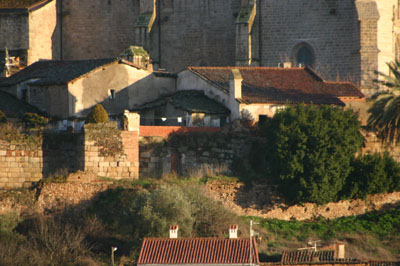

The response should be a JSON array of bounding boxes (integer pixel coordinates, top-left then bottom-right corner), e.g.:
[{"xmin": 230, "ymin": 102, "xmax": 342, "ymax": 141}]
[
  {"xmin": 297, "ymin": 46, "xmax": 313, "ymax": 67},
  {"xmin": 258, "ymin": 115, "xmax": 267, "ymax": 126},
  {"xmin": 21, "ymin": 89, "xmax": 28, "ymax": 101}
]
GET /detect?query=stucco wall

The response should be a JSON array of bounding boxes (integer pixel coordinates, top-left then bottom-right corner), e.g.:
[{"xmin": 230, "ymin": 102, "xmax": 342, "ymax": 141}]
[
  {"xmin": 29, "ymin": 84, "xmax": 69, "ymax": 117},
  {"xmin": 68, "ymin": 63, "xmax": 151, "ymax": 118},
  {"xmin": 128, "ymin": 74, "xmax": 176, "ymax": 110},
  {"xmin": 28, "ymin": 0, "xmax": 58, "ymax": 64}
]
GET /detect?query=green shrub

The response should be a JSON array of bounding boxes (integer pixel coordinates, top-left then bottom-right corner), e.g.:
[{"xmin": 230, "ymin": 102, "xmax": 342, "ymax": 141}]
[
  {"xmin": 262, "ymin": 104, "xmax": 364, "ymax": 204},
  {"xmin": 0, "ymin": 110, "xmax": 7, "ymax": 123},
  {"xmin": 21, "ymin": 112, "xmax": 48, "ymax": 127},
  {"xmin": 86, "ymin": 104, "xmax": 109, "ymax": 123},
  {"xmin": 344, "ymin": 153, "xmax": 400, "ymax": 199}
]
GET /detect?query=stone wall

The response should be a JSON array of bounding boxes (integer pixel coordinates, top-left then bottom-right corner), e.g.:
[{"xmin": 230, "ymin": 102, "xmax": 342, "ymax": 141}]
[
  {"xmin": 0, "ymin": 122, "xmax": 139, "ymax": 189},
  {"xmin": 139, "ymin": 129, "xmax": 258, "ymax": 177}
]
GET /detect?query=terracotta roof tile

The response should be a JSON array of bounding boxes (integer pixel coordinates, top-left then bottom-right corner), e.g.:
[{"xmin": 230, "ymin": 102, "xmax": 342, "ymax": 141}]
[
  {"xmin": 138, "ymin": 237, "xmax": 259, "ymax": 265},
  {"xmin": 281, "ymin": 250, "xmax": 335, "ymax": 263},
  {"xmin": 188, "ymin": 66, "xmax": 364, "ymax": 106}
]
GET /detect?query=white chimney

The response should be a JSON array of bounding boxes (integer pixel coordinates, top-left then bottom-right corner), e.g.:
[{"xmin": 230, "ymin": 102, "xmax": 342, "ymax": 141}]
[
  {"xmin": 335, "ymin": 243, "xmax": 345, "ymax": 259},
  {"xmin": 283, "ymin": 61, "xmax": 292, "ymax": 68},
  {"xmin": 229, "ymin": 224, "xmax": 238, "ymax": 239},
  {"xmin": 229, "ymin": 69, "xmax": 242, "ymax": 100},
  {"xmin": 169, "ymin": 225, "xmax": 178, "ymax": 239}
]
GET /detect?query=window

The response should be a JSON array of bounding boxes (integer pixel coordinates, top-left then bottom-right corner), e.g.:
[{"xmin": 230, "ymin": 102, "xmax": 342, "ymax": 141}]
[
  {"xmin": 258, "ymin": 115, "xmax": 267, "ymax": 126},
  {"xmin": 21, "ymin": 89, "xmax": 28, "ymax": 101},
  {"xmin": 109, "ymin": 89, "xmax": 115, "ymax": 100},
  {"xmin": 293, "ymin": 43, "xmax": 315, "ymax": 68}
]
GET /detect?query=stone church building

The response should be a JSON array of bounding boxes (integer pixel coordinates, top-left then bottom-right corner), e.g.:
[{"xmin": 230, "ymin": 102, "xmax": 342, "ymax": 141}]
[{"xmin": 1, "ymin": 0, "xmax": 399, "ymax": 93}]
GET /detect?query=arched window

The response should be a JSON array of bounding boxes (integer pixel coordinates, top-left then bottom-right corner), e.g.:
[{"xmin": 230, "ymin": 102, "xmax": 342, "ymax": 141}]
[
  {"xmin": 292, "ymin": 43, "xmax": 315, "ymax": 67},
  {"xmin": 297, "ymin": 46, "xmax": 313, "ymax": 67}
]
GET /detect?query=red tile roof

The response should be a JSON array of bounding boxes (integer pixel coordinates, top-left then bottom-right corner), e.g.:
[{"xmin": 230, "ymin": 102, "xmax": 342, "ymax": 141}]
[
  {"xmin": 138, "ymin": 237, "xmax": 259, "ymax": 265},
  {"xmin": 188, "ymin": 67, "xmax": 364, "ymax": 106},
  {"xmin": 281, "ymin": 250, "xmax": 335, "ymax": 263}
]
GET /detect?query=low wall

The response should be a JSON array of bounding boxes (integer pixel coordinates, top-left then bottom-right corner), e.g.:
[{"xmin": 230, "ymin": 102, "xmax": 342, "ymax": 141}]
[
  {"xmin": 0, "ymin": 122, "xmax": 139, "ymax": 189},
  {"xmin": 139, "ymin": 129, "xmax": 260, "ymax": 177}
]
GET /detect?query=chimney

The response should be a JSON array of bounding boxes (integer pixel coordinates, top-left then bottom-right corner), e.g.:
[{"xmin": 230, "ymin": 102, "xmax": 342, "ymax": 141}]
[
  {"xmin": 229, "ymin": 69, "xmax": 242, "ymax": 100},
  {"xmin": 283, "ymin": 61, "xmax": 292, "ymax": 68},
  {"xmin": 335, "ymin": 243, "xmax": 345, "ymax": 259},
  {"xmin": 229, "ymin": 224, "xmax": 238, "ymax": 239},
  {"xmin": 169, "ymin": 225, "xmax": 178, "ymax": 239}
]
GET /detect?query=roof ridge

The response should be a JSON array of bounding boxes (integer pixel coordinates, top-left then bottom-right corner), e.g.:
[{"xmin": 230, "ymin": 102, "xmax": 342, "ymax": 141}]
[{"xmin": 188, "ymin": 66, "xmax": 304, "ymax": 70}]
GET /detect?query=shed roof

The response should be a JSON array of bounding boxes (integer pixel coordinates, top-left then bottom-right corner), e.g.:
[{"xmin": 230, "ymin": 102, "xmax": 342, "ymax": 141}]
[
  {"xmin": 0, "ymin": 58, "xmax": 142, "ymax": 87},
  {"xmin": 187, "ymin": 67, "xmax": 364, "ymax": 106},
  {"xmin": 137, "ymin": 90, "xmax": 230, "ymax": 115},
  {"xmin": 281, "ymin": 250, "xmax": 335, "ymax": 264},
  {"xmin": 138, "ymin": 237, "xmax": 259, "ymax": 265}
]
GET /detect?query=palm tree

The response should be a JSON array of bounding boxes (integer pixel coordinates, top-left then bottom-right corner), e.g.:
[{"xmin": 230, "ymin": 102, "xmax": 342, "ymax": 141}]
[{"xmin": 368, "ymin": 59, "xmax": 400, "ymax": 144}]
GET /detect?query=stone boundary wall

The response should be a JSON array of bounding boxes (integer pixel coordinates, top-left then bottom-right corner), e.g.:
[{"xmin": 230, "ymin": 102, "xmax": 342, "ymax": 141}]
[
  {"xmin": 139, "ymin": 130, "xmax": 260, "ymax": 178},
  {"xmin": 362, "ymin": 131, "xmax": 400, "ymax": 161},
  {"xmin": 0, "ymin": 122, "xmax": 139, "ymax": 189},
  {"xmin": 0, "ymin": 143, "xmax": 43, "ymax": 188}
]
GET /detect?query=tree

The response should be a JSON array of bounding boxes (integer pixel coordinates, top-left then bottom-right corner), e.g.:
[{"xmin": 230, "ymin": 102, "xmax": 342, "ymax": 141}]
[
  {"xmin": 86, "ymin": 104, "xmax": 109, "ymax": 123},
  {"xmin": 368, "ymin": 59, "xmax": 400, "ymax": 143},
  {"xmin": 262, "ymin": 104, "xmax": 364, "ymax": 204}
]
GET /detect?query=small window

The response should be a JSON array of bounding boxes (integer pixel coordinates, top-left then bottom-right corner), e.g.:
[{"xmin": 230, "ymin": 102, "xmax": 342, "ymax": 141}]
[
  {"xmin": 258, "ymin": 115, "xmax": 268, "ymax": 126},
  {"xmin": 109, "ymin": 89, "xmax": 115, "ymax": 100}
]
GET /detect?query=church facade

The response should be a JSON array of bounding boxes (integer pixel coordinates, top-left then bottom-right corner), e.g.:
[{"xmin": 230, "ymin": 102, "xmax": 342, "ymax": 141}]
[{"xmin": 1, "ymin": 0, "xmax": 399, "ymax": 92}]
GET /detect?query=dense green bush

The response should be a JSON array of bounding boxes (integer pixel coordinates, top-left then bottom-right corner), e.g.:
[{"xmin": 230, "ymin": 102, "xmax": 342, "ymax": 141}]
[
  {"xmin": 86, "ymin": 104, "xmax": 109, "ymax": 123},
  {"xmin": 0, "ymin": 110, "xmax": 6, "ymax": 123},
  {"xmin": 21, "ymin": 112, "xmax": 48, "ymax": 127},
  {"xmin": 344, "ymin": 153, "xmax": 400, "ymax": 199},
  {"xmin": 262, "ymin": 104, "xmax": 364, "ymax": 204}
]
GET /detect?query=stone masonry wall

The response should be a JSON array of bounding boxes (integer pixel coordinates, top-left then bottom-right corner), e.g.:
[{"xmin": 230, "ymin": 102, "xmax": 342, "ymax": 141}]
[
  {"xmin": 139, "ymin": 130, "xmax": 258, "ymax": 178},
  {"xmin": 0, "ymin": 141, "xmax": 43, "ymax": 189},
  {"xmin": 0, "ymin": 122, "xmax": 139, "ymax": 189}
]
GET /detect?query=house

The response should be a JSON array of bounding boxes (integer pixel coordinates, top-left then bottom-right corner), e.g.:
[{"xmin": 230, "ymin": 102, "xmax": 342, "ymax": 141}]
[
  {"xmin": 177, "ymin": 66, "xmax": 365, "ymax": 122},
  {"xmin": 0, "ymin": 90, "xmax": 42, "ymax": 118},
  {"xmin": 0, "ymin": 58, "xmax": 175, "ymax": 119},
  {"xmin": 137, "ymin": 90, "xmax": 230, "ymax": 127},
  {"xmin": 138, "ymin": 225, "xmax": 259, "ymax": 266}
]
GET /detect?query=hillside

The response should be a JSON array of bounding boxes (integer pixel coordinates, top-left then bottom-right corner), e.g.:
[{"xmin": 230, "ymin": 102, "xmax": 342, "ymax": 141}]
[{"xmin": 0, "ymin": 175, "xmax": 399, "ymax": 265}]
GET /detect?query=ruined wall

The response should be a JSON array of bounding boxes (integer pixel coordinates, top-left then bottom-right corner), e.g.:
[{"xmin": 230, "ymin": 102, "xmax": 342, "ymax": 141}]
[{"xmin": 28, "ymin": 0, "xmax": 58, "ymax": 64}]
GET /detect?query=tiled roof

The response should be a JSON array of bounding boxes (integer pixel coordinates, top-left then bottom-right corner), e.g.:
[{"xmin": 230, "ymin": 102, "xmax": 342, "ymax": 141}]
[
  {"xmin": 281, "ymin": 250, "xmax": 335, "ymax": 264},
  {"xmin": 188, "ymin": 67, "xmax": 364, "ymax": 106},
  {"xmin": 370, "ymin": 262, "xmax": 400, "ymax": 266},
  {"xmin": 138, "ymin": 237, "xmax": 259, "ymax": 265},
  {"xmin": 137, "ymin": 90, "xmax": 230, "ymax": 115},
  {"xmin": 0, "ymin": 0, "xmax": 50, "ymax": 9},
  {"xmin": 0, "ymin": 59, "xmax": 120, "ymax": 87}
]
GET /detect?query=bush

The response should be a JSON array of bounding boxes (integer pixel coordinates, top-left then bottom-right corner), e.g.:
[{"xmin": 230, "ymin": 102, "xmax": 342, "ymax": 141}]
[
  {"xmin": 21, "ymin": 112, "xmax": 48, "ymax": 127},
  {"xmin": 344, "ymin": 153, "xmax": 400, "ymax": 199},
  {"xmin": 86, "ymin": 104, "xmax": 109, "ymax": 123},
  {"xmin": 0, "ymin": 110, "xmax": 6, "ymax": 123},
  {"xmin": 262, "ymin": 104, "xmax": 364, "ymax": 204}
]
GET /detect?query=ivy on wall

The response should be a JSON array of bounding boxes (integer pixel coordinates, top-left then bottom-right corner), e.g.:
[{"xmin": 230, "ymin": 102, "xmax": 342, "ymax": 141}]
[{"xmin": 84, "ymin": 122, "xmax": 124, "ymax": 157}]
